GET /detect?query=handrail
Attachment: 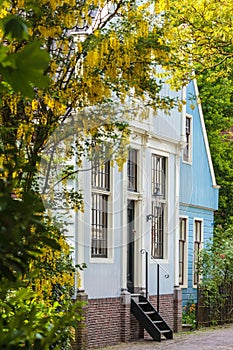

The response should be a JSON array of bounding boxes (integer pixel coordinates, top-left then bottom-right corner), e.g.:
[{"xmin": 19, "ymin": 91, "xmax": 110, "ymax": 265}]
[
  {"xmin": 140, "ymin": 248, "xmax": 170, "ymax": 312},
  {"xmin": 150, "ymin": 254, "xmax": 170, "ymax": 279},
  {"xmin": 140, "ymin": 249, "xmax": 170, "ymax": 278}
]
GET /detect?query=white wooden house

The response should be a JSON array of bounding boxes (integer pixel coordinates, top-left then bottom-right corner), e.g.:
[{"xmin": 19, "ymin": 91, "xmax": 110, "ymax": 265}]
[{"xmin": 62, "ymin": 85, "xmax": 186, "ymax": 349}]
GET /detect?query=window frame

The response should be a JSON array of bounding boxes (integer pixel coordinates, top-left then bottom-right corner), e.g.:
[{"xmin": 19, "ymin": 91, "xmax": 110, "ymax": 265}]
[
  {"xmin": 193, "ymin": 218, "xmax": 203, "ymax": 287},
  {"xmin": 127, "ymin": 148, "xmax": 138, "ymax": 192},
  {"xmin": 150, "ymin": 154, "xmax": 167, "ymax": 260},
  {"xmin": 183, "ymin": 114, "xmax": 192, "ymax": 164},
  {"xmin": 179, "ymin": 216, "xmax": 188, "ymax": 288},
  {"xmin": 91, "ymin": 160, "xmax": 111, "ymax": 259}
]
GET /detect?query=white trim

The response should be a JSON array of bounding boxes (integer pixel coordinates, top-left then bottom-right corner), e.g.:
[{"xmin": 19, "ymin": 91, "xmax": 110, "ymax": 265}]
[
  {"xmin": 192, "ymin": 217, "xmax": 204, "ymax": 288},
  {"xmin": 180, "ymin": 201, "xmax": 217, "ymax": 212},
  {"xmin": 179, "ymin": 215, "xmax": 189, "ymax": 289},
  {"xmin": 193, "ymin": 80, "xmax": 218, "ymax": 187}
]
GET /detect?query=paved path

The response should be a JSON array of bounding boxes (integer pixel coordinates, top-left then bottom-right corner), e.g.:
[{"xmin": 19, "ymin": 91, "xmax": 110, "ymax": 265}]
[{"xmin": 100, "ymin": 326, "xmax": 233, "ymax": 350}]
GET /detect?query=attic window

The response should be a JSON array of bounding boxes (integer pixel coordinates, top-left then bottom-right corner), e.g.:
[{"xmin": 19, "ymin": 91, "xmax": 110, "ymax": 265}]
[{"xmin": 183, "ymin": 115, "xmax": 192, "ymax": 163}]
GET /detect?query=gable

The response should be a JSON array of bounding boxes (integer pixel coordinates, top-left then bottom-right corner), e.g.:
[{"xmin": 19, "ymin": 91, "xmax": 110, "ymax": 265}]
[{"xmin": 180, "ymin": 80, "xmax": 219, "ymax": 210}]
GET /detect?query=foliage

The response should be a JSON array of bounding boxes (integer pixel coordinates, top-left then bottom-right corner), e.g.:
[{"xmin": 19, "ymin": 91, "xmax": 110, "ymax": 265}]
[
  {"xmin": 182, "ymin": 300, "xmax": 196, "ymax": 329},
  {"xmin": 155, "ymin": 0, "xmax": 233, "ymax": 88},
  {"xmin": 198, "ymin": 225, "xmax": 233, "ymax": 324},
  {"xmin": 0, "ymin": 223, "xmax": 83, "ymax": 349},
  {"xmin": 0, "ymin": 9, "xmax": 50, "ymax": 96},
  {"xmin": 197, "ymin": 70, "xmax": 233, "ymax": 227}
]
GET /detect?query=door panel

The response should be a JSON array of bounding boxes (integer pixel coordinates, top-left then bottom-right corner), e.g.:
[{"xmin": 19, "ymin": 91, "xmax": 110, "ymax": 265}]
[{"xmin": 127, "ymin": 200, "xmax": 135, "ymax": 293}]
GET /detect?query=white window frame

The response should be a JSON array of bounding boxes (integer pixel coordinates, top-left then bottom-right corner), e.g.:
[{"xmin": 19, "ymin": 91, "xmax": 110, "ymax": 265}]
[
  {"xmin": 127, "ymin": 148, "xmax": 138, "ymax": 192},
  {"xmin": 179, "ymin": 216, "xmax": 188, "ymax": 288},
  {"xmin": 150, "ymin": 153, "xmax": 167, "ymax": 260},
  {"xmin": 183, "ymin": 114, "xmax": 192, "ymax": 164},
  {"xmin": 193, "ymin": 218, "xmax": 203, "ymax": 288},
  {"xmin": 90, "ymin": 160, "xmax": 113, "ymax": 263}
]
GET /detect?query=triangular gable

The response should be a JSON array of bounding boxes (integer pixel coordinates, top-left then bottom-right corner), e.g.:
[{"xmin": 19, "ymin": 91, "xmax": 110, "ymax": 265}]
[{"xmin": 192, "ymin": 79, "xmax": 218, "ymax": 189}]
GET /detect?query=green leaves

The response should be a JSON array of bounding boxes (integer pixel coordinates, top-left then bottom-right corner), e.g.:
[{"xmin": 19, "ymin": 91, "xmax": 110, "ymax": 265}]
[
  {"xmin": 0, "ymin": 41, "xmax": 50, "ymax": 97},
  {"xmin": 3, "ymin": 15, "xmax": 29, "ymax": 41},
  {"xmin": 0, "ymin": 14, "xmax": 50, "ymax": 97}
]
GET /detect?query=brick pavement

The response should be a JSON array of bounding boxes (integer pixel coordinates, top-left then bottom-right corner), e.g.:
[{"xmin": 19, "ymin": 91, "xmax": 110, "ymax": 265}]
[{"xmin": 99, "ymin": 325, "xmax": 233, "ymax": 350}]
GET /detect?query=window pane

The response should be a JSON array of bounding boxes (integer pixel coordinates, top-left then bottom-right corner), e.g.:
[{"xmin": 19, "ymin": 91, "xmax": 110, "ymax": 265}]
[
  {"xmin": 194, "ymin": 220, "xmax": 202, "ymax": 285},
  {"xmin": 151, "ymin": 154, "xmax": 166, "ymax": 259},
  {"xmin": 91, "ymin": 193, "xmax": 108, "ymax": 257},
  {"xmin": 183, "ymin": 116, "xmax": 191, "ymax": 162},
  {"xmin": 127, "ymin": 149, "xmax": 137, "ymax": 192},
  {"xmin": 179, "ymin": 218, "xmax": 187, "ymax": 285},
  {"xmin": 92, "ymin": 160, "xmax": 110, "ymax": 190},
  {"xmin": 151, "ymin": 204, "xmax": 164, "ymax": 259},
  {"xmin": 151, "ymin": 154, "xmax": 165, "ymax": 198},
  {"xmin": 91, "ymin": 158, "xmax": 110, "ymax": 258}
]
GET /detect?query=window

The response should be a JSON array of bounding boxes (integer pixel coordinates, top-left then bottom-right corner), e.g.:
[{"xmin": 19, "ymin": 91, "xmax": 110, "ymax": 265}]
[
  {"xmin": 127, "ymin": 149, "xmax": 137, "ymax": 192},
  {"xmin": 183, "ymin": 115, "xmax": 192, "ymax": 162},
  {"xmin": 193, "ymin": 220, "xmax": 202, "ymax": 285},
  {"xmin": 92, "ymin": 160, "xmax": 110, "ymax": 190},
  {"xmin": 151, "ymin": 154, "xmax": 166, "ymax": 259},
  {"xmin": 91, "ymin": 161, "xmax": 110, "ymax": 258},
  {"xmin": 179, "ymin": 218, "xmax": 187, "ymax": 286}
]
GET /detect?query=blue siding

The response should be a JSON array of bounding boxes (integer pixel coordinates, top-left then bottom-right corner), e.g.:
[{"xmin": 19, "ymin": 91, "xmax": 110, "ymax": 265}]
[
  {"xmin": 180, "ymin": 81, "xmax": 218, "ymax": 307},
  {"xmin": 180, "ymin": 82, "xmax": 218, "ymax": 210},
  {"xmin": 180, "ymin": 205, "xmax": 214, "ymax": 306}
]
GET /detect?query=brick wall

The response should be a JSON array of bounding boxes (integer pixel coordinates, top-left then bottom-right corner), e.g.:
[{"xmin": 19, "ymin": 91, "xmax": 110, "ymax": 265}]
[
  {"xmin": 78, "ymin": 292, "xmax": 180, "ymax": 349},
  {"xmin": 87, "ymin": 297, "xmax": 121, "ymax": 349},
  {"xmin": 173, "ymin": 288, "xmax": 182, "ymax": 332}
]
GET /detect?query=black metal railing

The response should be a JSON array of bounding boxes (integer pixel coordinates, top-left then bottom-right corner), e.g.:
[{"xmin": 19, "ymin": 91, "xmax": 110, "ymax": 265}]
[{"xmin": 140, "ymin": 248, "xmax": 169, "ymax": 312}]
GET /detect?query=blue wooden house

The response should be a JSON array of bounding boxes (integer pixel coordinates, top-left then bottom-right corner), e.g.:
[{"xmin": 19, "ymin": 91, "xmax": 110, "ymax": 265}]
[{"xmin": 179, "ymin": 80, "xmax": 219, "ymax": 308}]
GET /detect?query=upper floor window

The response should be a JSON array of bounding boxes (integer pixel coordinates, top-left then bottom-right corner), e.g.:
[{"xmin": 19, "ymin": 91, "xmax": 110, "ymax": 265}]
[
  {"xmin": 183, "ymin": 115, "xmax": 192, "ymax": 163},
  {"xmin": 179, "ymin": 217, "xmax": 187, "ymax": 286},
  {"xmin": 151, "ymin": 154, "xmax": 166, "ymax": 199},
  {"xmin": 91, "ymin": 160, "xmax": 110, "ymax": 258},
  {"xmin": 92, "ymin": 160, "xmax": 110, "ymax": 190},
  {"xmin": 151, "ymin": 154, "xmax": 166, "ymax": 259},
  {"xmin": 127, "ymin": 149, "xmax": 137, "ymax": 192},
  {"xmin": 193, "ymin": 219, "xmax": 203, "ymax": 285}
]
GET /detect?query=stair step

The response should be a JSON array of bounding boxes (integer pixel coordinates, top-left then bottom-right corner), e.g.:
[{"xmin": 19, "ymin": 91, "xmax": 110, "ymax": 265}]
[
  {"xmin": 160, "ymin": 330, "xmax": 171, "ymax": 334},
  {"xmin": 131, "ymin": 295, "xmax": 173, "ymax": 342}
]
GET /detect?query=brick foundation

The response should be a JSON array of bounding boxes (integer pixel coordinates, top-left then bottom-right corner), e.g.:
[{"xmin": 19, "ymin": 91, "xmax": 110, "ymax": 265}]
[
  {"xmin": 87, "ymin": 297, "xmax": 122, "ymax": 349},
  {"xmin": 173, "ymin": 287, "xmax": 182, "ymax": 332},
  {"xmin": 75, "ymin": 291, "xmax": 181, "ymax": 349}
]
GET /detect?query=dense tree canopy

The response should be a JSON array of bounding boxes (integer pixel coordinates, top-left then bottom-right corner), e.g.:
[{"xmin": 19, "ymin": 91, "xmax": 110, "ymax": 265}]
[{"xmin": 156, "ymin": 0, "xmax": 233, "ymax": 86}]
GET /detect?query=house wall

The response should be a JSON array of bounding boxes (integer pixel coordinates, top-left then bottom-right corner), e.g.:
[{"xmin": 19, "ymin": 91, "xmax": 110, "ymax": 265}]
[
  {"xmin": 179, "ymin": 80, "xmax": 219, "ymax": 308},
  {"xmin": 180, "ymin": 81, "xmax": 218, "ymax": 210},
  {"xmin": 70, "ymin": 91, "xmax": 185, "ymax": 348},
  {"xmin": 180, "ymin": 205, "xmax": 215, "ymax": 306}
]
